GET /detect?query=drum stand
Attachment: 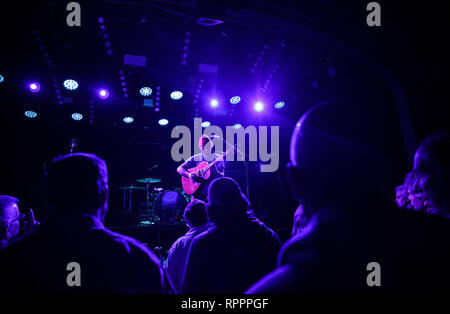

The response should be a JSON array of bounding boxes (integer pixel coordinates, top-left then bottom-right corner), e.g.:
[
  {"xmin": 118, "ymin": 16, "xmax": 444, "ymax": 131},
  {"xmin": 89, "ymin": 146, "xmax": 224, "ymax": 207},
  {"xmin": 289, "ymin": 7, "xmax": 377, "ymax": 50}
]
[
  {"xmin": 122, "ymin": 188, "xmax": 133, "ymax": 213},
  {"xmin": 145, "ymin": 182, "xmax": 150, "ymax": 212}
]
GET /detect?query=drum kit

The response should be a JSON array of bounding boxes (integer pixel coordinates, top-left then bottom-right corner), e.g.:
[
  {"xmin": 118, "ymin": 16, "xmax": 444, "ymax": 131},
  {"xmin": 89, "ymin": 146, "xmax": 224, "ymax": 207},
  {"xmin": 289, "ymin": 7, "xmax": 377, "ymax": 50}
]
[{"xmin": 120, "ymin": 177, "xmax": 191, "ymax": 225}]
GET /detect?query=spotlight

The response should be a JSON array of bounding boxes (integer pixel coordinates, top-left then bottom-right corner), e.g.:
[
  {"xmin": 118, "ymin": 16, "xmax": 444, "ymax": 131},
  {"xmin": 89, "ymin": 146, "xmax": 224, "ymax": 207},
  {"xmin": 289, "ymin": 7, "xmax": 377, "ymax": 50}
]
[
  {"xmin": 140, "ymin": 87, "xmax": 152, "ymax": 96},
  {"xmin": 254, "ymin": 101, "xmax": 264, "ymax": 112},
  {"xmin": 233, "ymin": 123, "xmax": 242, "ymax": 129},
  {"xmin": 274, "ymin": 101, "xmax": 285, "ymax": 109},
  {"xmin": 71, "ymin": 113, "xmax": 83, "ymax": 121},
  {"xmin": 201, "ymin": 121, "xmax": 211, "ymax": 128},
  {"xmin": 123, "ymin": 116, "xmax": 134, "ymax": 124},
  {"xmin": 98, "ymin": 88, "xmax": 110, "ymax": 99},
  {"xmin": 29, "ymin": 82, "xmax": 40, "ymax": 93},
  {"xmin": 210, "ymin": 99, "xmax": 219, "ymax": 108},
  {"xmin": 24, "ymin": 110, "xmax": 37, "ymax": 118},
  {"xmin": 170, "ymin": 91, "xmax": 183, "ymax": 100},
  {"xmin": 158, "ymin": 118, "xmax": 169, "ymax": 126},
  {"xmin": 0, "ymin": 74, "xmax": 4, "ymax": 83},
  {"xmin": 63, "ymin": 79, "xmax": 78, "ymax": 90},
  {"xmin": 230, "ymin": 96, "xmax": 241, "ymax": 104}
]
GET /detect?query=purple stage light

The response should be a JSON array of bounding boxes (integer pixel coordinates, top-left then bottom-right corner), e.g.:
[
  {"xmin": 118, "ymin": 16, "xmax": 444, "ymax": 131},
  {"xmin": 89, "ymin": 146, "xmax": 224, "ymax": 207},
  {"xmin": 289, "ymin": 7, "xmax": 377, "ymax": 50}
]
[
  {"xmin": 98, "ymin": 88, "xmax": 110, "ymax": 99},
  {"xmin": 71, "ymin": 113, "xmax": 83, "ymax": 121},
  {"xmin": 29, "ymin": 82, "xmax": 40, "ymax": 93},
  {"xmin": 158, "ymin": 118, "xmax": 169, "ymax": 126},
  {"xmin": 24, "ymin": 110, "xmax": 37, "ymax": 118},
  {"xmin": 230, "ymin": 96, "xmax": 241, "ymax": 104},
  {"xmin": 170, "ymin": 91, "xmax": 183, "ymax": 100},
  {"xmin": 254, "ymin": 101, "xmax": 264, "ymax": 112},
  {"xmin": 274, "ymin": 101, "xmax": 285, "ymax": 109},
  {"xmin": 123, "ymin": 116, "xmax": 134, "ymax": 124},
  {"xmin": 63, "ymin": 79, "xmax": 78, "ymax": 90},
  {"xmin": 140, "ymin": 87, "xmax": 152, "ymax": 96},
  {"xmin": 210, "ymin": 99, "xmax": 219, "ymax": 108}
]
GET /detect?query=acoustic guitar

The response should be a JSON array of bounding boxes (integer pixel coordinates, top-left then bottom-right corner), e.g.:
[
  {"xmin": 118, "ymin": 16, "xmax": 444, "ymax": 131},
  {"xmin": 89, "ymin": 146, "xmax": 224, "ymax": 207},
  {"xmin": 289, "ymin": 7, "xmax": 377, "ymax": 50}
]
[{"xmin": 181, "ymin": 146, "xmax": 234, "ymax": 195}]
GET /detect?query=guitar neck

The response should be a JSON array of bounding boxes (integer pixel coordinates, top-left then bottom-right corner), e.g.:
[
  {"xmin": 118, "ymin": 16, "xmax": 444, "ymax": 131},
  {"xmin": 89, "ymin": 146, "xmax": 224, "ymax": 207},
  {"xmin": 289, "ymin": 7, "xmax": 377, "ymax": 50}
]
[{"xmin": 204, "ymin": 146, "xmax": 234, "ymax": 172}]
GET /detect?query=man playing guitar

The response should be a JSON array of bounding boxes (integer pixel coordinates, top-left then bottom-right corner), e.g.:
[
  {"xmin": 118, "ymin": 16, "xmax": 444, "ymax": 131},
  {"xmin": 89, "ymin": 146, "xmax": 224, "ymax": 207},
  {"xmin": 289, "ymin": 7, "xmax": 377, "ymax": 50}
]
[{"xmin": 177, "ymin": 135, "xmax": 225, "ymax": 201}]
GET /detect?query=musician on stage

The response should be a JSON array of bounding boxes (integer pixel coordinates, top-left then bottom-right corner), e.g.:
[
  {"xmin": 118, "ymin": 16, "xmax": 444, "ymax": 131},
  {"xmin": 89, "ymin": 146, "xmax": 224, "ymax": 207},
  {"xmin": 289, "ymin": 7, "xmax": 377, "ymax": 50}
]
[{"xmin": 177, "ymin": 135, "xmax": 225, "ymax": 201}]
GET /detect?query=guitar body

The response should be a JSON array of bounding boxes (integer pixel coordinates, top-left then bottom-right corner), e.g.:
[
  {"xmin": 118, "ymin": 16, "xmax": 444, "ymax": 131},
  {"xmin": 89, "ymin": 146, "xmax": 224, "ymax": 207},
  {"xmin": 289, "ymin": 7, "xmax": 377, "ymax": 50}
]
[{"xmin": 181, "ymin": 161, "xmax": 211, "ymax": 195}]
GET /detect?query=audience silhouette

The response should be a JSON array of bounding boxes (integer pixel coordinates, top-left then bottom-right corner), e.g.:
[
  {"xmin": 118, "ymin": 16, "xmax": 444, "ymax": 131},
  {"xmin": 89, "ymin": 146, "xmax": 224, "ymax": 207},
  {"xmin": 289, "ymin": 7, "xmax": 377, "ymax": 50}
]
[
  {"xmin": 1, "ymin": 113, "xmax": 449, "ymax": 295},
  {"xmin": 181, "ymin": 177, "xmax": 281, "ymax": 294},
  {"xmin": 246, "ymin": 100, "xmax": 450, "ymax": 294},
  {"xmin": 165, "ymin": 199, "xmax": 211, "ymax": 292},
  {"xmin": 413, "ymin": 133, "xmax": 450, "ymax": 218},
  {"xmin": 0, "ymin": 153, "xmax": 173, "ymax": 293}
]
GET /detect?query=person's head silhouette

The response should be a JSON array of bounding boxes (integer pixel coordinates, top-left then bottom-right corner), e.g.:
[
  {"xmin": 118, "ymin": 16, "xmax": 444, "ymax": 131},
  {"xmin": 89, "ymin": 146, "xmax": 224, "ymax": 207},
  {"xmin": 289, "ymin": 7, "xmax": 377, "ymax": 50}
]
[
  {"xmin": 413, "ymin": 133, "xmax": 450, "ymax": 217},
  {"xmin": 46, "ymin": 153, "xmax": 109, "ymax": 221},
  {"xmin": 288, "ymin": 99, "xmax": 395, "ymax": 218}
]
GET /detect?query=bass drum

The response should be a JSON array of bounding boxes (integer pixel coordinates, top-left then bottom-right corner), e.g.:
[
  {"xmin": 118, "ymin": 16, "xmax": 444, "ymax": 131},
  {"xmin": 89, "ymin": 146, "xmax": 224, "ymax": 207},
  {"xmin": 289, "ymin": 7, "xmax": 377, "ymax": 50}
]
[{"xmin": 152, "ymin": 190, "xmax": 188, "ymax": 224}]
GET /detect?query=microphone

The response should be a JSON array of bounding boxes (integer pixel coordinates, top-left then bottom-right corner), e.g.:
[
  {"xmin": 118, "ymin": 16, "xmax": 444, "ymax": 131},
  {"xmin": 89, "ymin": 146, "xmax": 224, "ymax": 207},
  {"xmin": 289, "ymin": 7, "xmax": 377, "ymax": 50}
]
[
  {"xmin": 147, "ymin": 164, "xmax": 158, "ymax": 171},
  {"xmin": 70, "ymin": 138, "xmax": 78, "ymax": 153}
]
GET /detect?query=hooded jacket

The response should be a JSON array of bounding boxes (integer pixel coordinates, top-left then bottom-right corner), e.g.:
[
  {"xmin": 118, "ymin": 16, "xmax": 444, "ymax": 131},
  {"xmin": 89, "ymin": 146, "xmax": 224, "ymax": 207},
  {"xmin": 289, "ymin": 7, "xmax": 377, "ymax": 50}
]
[{"xmin": 181, "ymin": 214, "xmax": 281, "ymax": 294}]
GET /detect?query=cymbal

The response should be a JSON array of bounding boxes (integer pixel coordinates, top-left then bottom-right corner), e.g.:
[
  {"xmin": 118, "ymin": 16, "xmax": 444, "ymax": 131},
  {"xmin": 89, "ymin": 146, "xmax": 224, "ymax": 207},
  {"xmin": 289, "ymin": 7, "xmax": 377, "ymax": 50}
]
[
  {"xmin": 120, "ymin": 185, "xmax": 145, "ymax": 190},
  {"xmin": 136, "ymin": 177, "xmax": 162, "ymax": 183}
]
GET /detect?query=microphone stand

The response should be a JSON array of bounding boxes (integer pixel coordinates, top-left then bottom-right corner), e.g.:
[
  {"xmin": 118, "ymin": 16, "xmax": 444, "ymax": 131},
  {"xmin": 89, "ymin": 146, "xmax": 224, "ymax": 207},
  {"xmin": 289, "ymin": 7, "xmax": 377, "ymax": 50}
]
[
  {"xmin": 146, "ymin": 165, "xmax": 162, "ymax": 260},
  {"xmin": 219, "ymin": 137, "xmax": 251, "ymax": 200}
]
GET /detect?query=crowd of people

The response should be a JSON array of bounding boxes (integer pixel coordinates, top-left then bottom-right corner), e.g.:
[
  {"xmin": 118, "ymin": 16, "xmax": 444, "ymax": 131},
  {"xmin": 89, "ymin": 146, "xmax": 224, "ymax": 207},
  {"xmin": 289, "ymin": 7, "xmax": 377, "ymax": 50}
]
[{"xmin": 1, "ymin": 100, "xmax": 449, "ymax": 294}]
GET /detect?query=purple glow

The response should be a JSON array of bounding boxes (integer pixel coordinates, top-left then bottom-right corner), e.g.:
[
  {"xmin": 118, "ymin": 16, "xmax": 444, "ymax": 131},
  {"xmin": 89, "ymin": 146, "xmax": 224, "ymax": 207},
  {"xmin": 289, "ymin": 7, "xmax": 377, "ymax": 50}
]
[
  {"xmin": 210, "ymin": 99, "xmax": 219, "ymax": 108},
  {"xmin": 29, "ymin": 82, "xmax": 40, "ymax": 93},
  {"xmin": 254, "ymin": 101, "xmax": 264, "ymax": 112},
  {"xmin": 98, "ymin": 88, "xmax": 110, "ymax": 99}
]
